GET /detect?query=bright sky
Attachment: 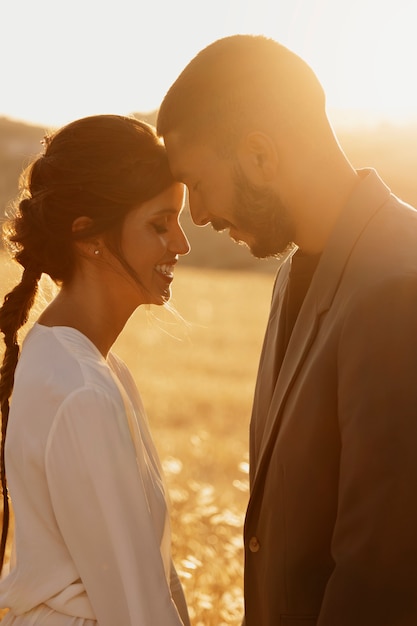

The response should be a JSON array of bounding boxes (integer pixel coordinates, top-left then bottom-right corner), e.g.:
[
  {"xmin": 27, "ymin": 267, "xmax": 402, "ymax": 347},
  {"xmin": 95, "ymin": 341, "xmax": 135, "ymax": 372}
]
[{"xmin": 1, "ymin": 0, "xmax": 417, "ymax": 129}]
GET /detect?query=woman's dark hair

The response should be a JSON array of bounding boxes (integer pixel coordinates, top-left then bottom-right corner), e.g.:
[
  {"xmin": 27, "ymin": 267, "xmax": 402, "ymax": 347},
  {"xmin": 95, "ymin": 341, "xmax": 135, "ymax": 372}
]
[{"xmin": 0, "ymin": 114, "xmax": 175, "ymax": 570}]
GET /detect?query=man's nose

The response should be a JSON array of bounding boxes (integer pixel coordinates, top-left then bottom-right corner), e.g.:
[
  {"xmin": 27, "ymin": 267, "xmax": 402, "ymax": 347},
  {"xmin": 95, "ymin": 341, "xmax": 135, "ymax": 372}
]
[{"xmin": 188, "ymin": 197, "xmax": 211, "ymax": 226}]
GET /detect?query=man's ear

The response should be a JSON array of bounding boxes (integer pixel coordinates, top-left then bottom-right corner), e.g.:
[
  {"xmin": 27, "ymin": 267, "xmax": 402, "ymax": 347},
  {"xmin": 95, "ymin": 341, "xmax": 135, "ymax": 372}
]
[{"xmin": 236, "ymin": 132, "xmax": 279, "ymax": 185}]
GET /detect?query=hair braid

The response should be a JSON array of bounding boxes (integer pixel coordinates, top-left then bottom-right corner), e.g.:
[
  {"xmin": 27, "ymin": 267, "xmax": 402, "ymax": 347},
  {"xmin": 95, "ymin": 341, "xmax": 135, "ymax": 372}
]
[
  {"xmin": 0, "ymin": 114, "xmax": 176, "ymax": 574},
  {"xmin": 0, "ymin": 267, "xmax": 41, "ymax": 572}
]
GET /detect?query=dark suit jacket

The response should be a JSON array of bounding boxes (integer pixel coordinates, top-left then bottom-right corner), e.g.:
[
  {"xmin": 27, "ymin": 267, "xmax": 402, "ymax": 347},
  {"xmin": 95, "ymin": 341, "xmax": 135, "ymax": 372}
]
[{"xmin": 243, "ymin": 169, "xmax": 417, "ymax": 626}]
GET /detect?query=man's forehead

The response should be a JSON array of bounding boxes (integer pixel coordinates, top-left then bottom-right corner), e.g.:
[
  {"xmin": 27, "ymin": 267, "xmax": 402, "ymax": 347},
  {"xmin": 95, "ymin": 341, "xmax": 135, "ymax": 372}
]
[
  {"xmin": 163, "ymin": 132, "xmax": 213, "ymax": 178},
  {"xmin": 163, "ymin": 130, "xmax": 198, "ymax": 154},
  {"xmin": 162, "ymin": 132, "xmax": 189, "ymax": 180}
]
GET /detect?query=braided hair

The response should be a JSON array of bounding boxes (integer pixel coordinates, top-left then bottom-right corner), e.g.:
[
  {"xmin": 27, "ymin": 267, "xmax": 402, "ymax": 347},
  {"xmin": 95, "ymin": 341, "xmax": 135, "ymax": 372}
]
[{"xmin": 0, "ymin": 114, "xmax": 175, "ymax": 571}]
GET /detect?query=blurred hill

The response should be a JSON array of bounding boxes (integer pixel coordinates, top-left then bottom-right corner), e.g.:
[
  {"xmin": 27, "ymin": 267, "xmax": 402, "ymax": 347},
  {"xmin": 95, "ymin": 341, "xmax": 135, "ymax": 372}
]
[
  {"xmin": 1, "ymin": 113, "xmax": 417, "ymax": 273},
  {"xmin": 0, "ymin": 117, "xmax": 44, "ymax": 217}
]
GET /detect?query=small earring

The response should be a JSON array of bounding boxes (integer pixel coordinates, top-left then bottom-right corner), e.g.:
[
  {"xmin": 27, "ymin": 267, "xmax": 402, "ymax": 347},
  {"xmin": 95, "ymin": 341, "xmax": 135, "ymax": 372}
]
[{"xmin": 94, "ymin": 249, "xmax": 100, "ymax": 256}]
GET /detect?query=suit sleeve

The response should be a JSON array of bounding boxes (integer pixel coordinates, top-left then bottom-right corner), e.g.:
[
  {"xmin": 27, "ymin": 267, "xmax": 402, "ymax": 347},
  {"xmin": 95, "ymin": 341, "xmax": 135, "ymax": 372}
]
[
  {"xmin": 170, "ymin": 560, "xmax": 190, "ymax": 626},
  {"xmin": 319, "ymin": 275, "xmax": 417, "ymax": 625},
  {"xmin": 45, "ymin": 385, "xmax": 184, "ymax": 626}
]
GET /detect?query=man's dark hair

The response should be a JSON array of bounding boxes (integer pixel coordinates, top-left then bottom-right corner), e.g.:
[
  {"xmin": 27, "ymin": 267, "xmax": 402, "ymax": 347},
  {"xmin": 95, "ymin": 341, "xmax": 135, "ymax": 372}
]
[{"xmin": 157, "ymin": 34, "xmax": 326, "ymax": 152}]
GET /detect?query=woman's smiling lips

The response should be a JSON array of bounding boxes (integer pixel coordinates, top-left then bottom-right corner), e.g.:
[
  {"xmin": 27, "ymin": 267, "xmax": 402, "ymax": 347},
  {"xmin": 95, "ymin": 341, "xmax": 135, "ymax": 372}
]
[{"xmin": 155, "ymin": 260, "xmax": 177, "ymax": 280}]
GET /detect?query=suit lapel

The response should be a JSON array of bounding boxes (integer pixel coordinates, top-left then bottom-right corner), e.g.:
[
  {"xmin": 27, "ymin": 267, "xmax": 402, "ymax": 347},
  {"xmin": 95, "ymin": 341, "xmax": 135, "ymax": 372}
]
[
  {"xmin": 251, "ymin": 169, "xmax": 392, "ymax": 493},
  {"xmin": 249, "ymin": 258, "xmax": 291, "ymax": 469}
]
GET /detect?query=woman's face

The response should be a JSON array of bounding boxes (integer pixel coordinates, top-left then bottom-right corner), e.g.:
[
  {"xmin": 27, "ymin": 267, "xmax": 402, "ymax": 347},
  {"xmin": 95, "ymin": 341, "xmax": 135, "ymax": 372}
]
[{"xmin": 116, "ymin": 183, "xmax": 190, "ymax": 306}]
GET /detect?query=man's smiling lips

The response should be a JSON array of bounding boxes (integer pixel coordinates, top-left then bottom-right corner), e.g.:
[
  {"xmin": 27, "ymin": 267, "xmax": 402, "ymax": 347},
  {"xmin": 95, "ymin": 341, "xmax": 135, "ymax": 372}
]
[
  {"xmin": 210, "ymin": 218, "xmax": 248, "ymax": 247},
  {"xmin": 211, "ymin": 217, "xmax": 232, "ymax": 233}
]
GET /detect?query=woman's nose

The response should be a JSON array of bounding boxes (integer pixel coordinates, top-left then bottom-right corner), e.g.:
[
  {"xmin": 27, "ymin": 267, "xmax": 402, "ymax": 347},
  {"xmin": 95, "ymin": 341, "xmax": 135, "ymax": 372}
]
[{"xmin": 172, "ymin": 226, "xmax": 190, "ymax": 256}]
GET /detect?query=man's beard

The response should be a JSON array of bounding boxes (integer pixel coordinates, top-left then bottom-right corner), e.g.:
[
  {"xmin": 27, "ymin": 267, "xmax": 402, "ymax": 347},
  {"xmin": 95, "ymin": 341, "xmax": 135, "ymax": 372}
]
[{"xmin": 229, "ymin": 164, "xmax": 295, "ymax": 259}]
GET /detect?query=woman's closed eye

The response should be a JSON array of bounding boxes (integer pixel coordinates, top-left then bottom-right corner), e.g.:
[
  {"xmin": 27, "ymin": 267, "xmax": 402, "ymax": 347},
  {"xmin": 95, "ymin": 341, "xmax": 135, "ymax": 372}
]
[{"xmin": 152, "ymin": 218, "xmax": 169, "ymax": 234}]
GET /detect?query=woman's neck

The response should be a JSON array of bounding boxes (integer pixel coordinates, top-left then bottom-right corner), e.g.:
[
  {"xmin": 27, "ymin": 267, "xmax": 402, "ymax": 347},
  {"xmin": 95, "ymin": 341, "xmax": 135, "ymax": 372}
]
[{"xmin": 38, "ymin": 283, "xmax": 132, "ymax": 358}]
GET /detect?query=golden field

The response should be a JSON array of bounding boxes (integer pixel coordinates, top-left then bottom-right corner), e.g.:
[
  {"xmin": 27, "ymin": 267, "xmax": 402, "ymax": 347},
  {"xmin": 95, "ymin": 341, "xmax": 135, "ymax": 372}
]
[
  {"xmin": 0, "ymin": 254, "xmax": 277, "ymax": 625},
  {"xmin": 1, "ymin": 118, "xmax": 417, "ymax": 623}
]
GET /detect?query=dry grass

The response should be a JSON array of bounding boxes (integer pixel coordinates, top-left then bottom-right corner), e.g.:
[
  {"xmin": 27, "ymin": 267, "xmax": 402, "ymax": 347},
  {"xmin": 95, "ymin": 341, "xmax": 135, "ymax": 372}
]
[{"xmin": 0, "ymin": 255, "xmax": 276, "ymax": 624}]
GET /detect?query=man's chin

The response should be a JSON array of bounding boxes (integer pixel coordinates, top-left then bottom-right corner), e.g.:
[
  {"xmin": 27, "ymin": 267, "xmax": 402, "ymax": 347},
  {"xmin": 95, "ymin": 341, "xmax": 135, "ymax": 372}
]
[
  {"xmin": 227, "ymin": 230, "xmax": 283, "ymax": 259},
  {"xmin": 249, "ymin": 240, "xmax": 294, "ymax": 260},
  {"xmin": 229, "ymin": 233, "xmax": 248, "ymax": 247}
]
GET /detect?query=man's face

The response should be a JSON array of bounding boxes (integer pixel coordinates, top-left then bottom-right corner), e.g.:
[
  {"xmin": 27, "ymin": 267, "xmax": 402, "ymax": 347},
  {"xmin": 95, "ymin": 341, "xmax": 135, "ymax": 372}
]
[
  {"xmin": 163, "ymin": 132, "xmax": 295, "ymax": 259},
  {"xmin": 230, "ymin": 164, "xmax": 295, "ymax": 258}
]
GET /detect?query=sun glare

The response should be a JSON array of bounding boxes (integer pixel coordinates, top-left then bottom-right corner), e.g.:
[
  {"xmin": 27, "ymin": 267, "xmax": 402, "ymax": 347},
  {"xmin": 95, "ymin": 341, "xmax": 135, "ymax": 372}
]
[{"xmin": 1, "ymin": 0, "xmax": 416, "ymax": 128}]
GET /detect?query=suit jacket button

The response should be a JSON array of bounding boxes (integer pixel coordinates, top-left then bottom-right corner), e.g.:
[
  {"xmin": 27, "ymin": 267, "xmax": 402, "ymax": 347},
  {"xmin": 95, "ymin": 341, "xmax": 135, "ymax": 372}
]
[{"xmin": 249, "ymin": 536, "xmax": 260, "ymax": 552}]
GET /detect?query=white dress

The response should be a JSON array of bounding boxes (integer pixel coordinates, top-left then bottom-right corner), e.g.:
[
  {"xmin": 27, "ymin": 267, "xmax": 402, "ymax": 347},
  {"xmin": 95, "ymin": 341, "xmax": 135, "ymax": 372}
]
[{"xmin": 0, "ymin": 324, "xmax": 188, "ymax": 625}]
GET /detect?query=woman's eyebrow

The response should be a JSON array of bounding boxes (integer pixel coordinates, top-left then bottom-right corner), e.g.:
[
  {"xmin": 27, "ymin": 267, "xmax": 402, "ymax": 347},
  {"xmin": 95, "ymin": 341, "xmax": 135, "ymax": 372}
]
[{"xmin": 152, "ymin": 207, "xmax": 180, "ymax": 216}]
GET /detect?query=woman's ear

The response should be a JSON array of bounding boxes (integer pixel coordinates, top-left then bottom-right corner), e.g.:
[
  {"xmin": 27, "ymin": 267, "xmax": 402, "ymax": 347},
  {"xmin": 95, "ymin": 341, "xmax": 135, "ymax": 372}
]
[
  {"xmin": 236, "ymin": 131, "xmax": 279, "ymax": 185},
  {"xmin": 72, "ymin": 216, "xmax": 93, "ymax": 234},
  {"xmin": 72, "ymin": 216, "xmax": 102, "ymax": 259}
]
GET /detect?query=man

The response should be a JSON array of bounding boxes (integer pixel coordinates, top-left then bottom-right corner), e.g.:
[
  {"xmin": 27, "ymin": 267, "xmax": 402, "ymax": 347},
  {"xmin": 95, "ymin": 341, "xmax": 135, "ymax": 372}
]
[{"xmin": 157, "ymin": 35, "xmax": 417, "ymax": 625}]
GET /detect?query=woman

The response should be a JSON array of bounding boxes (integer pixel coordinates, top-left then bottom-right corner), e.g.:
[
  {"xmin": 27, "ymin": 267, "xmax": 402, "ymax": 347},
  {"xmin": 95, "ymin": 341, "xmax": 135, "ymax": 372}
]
[{"xmin": 0, "ymin": 115, "xmax": 191, "ymax": 625}]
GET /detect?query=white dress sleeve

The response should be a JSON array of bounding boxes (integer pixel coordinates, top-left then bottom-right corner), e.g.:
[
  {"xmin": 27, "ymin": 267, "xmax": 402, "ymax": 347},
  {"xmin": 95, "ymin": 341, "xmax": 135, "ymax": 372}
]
[{"xmin": 45, "ymin": 384, "xmax": 184, "ymax": 626}]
